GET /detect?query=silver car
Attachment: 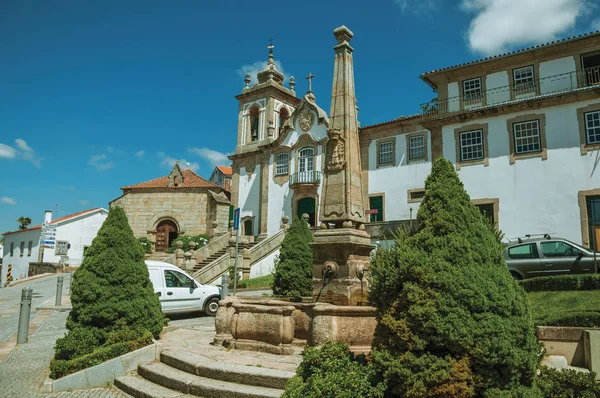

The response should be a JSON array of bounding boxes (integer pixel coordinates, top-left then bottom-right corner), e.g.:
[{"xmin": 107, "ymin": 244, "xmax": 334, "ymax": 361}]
[{"xmin": 504, "ymin": 235, "xmax": 600, "ymax": 280}]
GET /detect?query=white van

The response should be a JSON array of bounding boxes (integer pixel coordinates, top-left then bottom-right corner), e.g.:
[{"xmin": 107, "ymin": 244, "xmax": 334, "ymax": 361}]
[{"xmin": 146, "ymin": 260, "xmax": 221, "ymax": 316}]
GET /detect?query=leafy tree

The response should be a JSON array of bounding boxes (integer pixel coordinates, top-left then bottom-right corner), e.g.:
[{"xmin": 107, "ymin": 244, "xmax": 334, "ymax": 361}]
[
  {"xmin": 272, "ymin": 216, "xmax": 313, "ymax": 297},
  {"xmin": 54, "ymin": 206, "xmax": 164, "ymax": 364},
  {"xmin": 17, "ymin": 216, "xmax": 31, "ymax": 230},
  {"xmin": 369, "ymin": 157, "xmax": 539, "ymax": 397}
]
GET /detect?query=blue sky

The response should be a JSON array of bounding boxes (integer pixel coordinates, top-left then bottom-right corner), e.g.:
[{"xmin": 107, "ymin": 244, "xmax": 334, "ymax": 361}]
[{"xmin": 1, "ymin": 0, "xmax": 599, "ymax": 234}]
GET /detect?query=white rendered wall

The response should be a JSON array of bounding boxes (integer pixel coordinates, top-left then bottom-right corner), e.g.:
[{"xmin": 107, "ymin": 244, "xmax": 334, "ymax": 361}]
[
  {"xmin": 486, "ymin": 71, "xmax": 510, "ymax": 104},
  {"xmin": 441, "ymin": 98, "xmax": 600, "ymax": 245},
  {"xmin": 368, "ymin": 130, "xmax": 432, "ymax": 221},
  {"xmin": 539, "ymin": 57, "xmax": 577, "ymax": 94},
  {"xmin": 237, "ymin": 165, "xmax": 261, "ymax": 236},
  {"xmin": 2, "ymin": 229, "xmax": 42, "ymax": 285},
  {"xmin": 267, "ymin": 159, "xmax": 293, "ymax": 234},
  {"xmin": 250, "ymin": 249, "xmax": 280, "ymax": 279}
]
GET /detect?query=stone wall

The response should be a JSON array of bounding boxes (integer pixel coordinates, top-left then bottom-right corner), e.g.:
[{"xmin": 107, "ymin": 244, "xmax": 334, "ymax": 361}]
[{"xmin": 111, "ymin": 189, "xmax": 210, "ymax": 238}]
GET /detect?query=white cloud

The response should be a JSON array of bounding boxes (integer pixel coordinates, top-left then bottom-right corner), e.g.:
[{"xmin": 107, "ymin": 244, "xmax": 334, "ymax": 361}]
[
  {"xmin": 395, "ymin": 0, "xmax": 439, "ymax": 13},
  {"xmin": 78, "ymin": 200, "xmax": 90, "ymax": 206},
  {"xmin": 0, "ymin": 139, "xmax": 40, "ymax": 167},
  {"xmin": 157, "ymin": 152, "xmax": 200, "ymax": 172},
  {"xmin": 2, "ymin": 197, "xmax": 16, "ymax": 205},
  {"xmin": 189, "ymin": 147, "xmax": 229, "ymax": 166},
  {"xmin": 237, "ymin": 60, "xmax": 287, "ymax": 86},
  {"xmin": 135, "ymin": 150, "xmax": 145, "ymax": 158},
  {"xmin": 88, "ymin": 154, "xmax": 115, "ymax": 171},
  {"xmin": 462, "ymin": 0, "xmax": 584, "ymax": 55}
]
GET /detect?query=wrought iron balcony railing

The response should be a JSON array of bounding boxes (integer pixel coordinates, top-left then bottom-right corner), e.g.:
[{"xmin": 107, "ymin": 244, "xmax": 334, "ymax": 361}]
[
  {"xmin": 289, "ymin": 171, "xmax": 321, "ymax": 187},
  {"xmin": 420, "ymin": 66, "xmax": 600, "ymax": 120}
]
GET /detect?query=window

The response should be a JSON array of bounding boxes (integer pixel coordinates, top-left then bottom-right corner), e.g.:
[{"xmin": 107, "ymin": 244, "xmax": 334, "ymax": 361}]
[
  {"xmin": 27, "ymin": 241, "xmax": 32, "ymax": 257},
  {"xmin": 508, "ymin": 244, "xmax": 538, "ymax": 259},
  {"xmin": 10, "ymin": 242, "xmax": 14, "ymax": 256},
  {"xmin": 513, "ymin": 120, "xmax": 541, "ymax": 154},
  {"xmin": 243, "ymin": 219, "xmax": 253, "ymax": 236},
  {"xmin": 408, "ymin": 189, "xmax": 425, "ymax": 203},
  {"xmin": 585, "ymin": 111, "xmax": 600, "ymax": 144},
  {"xmin": 298, "ymin": 147, "xmax": 314, "ymax": 173},
  {"xmin": 463, "ymin": 78, "xmax": 482, "ymax": 102},
  {"xmin": 369, "ymin": 195, "xmax": 384, "ymax": 222},
  {"xmin": 476, "ymin": 203, "xmax": 495, "ymax": 226},
  {"xmin": 460, "ymin": 130, "xmax": 484, "ymax": 161},
  {"xmin": 275, "ymin": 153, "xmax": 289, "ymax": 176},
  {"xmin": 540, "ymin": 241, "xmax": 580, "ymax": 257},
  {"xmin": 19, "ymin": 241, "xmax": 24, "ymax": 257},
  {"xmin": 582, "ymin": 51, "xmax": 600, "ymax": 85},
  {"xmin": 378, "ymin": 141, "xmax": 394, "ymax": 165},
  {"xmin": 164, "ymin": 269, "xmax": 194, "ymax": 288},
  {"xmin": 248, "ymin": 106, "xmax": 260, "ymax": 142},
  {"xmin": 408, "ymin": 135, "xmax": 425, "ymax": 160},
  {"xmin": 513, "ymin": 66, "xmax": 535, "ymax": 93}
]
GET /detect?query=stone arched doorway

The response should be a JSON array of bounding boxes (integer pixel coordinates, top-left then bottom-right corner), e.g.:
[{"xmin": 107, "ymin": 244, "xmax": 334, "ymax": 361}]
[
  {"xmin": 297, "ymin": 197, "xmax": 316, "ymax": 227},
  {"xmin": 155, "ymin": 220, "xmax": 179, "ymax": 252}
]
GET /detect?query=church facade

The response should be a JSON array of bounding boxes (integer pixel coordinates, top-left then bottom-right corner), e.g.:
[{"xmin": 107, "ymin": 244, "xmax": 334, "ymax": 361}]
[{"xmin": 229, "ymin": 28, "xmax": 600, "ymax": 251}]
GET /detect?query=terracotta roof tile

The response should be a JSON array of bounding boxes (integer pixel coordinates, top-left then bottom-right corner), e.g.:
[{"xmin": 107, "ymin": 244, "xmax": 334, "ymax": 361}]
[
  {"xmin": 2, "ymin": 208, "xmax": 104, "ymax": 236},
  {"xmin": 121, "ymin": 169, "xmax": 219, "ymax": 190},
  {"xmin": 216, "ymin": 166, "xmax": 232, "ymax": 176},
  {"xmin": 361, "ymin": 114, "xmax": 421, "ymax": 130},
  {"xmin": 420, "ymin": 30, "xmax": 600, "ymax": 79}
]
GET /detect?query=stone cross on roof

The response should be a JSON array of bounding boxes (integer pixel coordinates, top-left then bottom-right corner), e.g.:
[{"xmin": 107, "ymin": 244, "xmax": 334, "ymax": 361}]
[{"xmin": 306, "ymin": 73, "xmax": 315, "ymax": 93}]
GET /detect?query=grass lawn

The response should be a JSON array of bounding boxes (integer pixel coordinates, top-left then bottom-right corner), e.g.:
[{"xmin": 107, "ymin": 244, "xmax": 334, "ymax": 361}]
[
  {"xmin": 240, "ymin": 274, "xmax": 273, "ymax": 289},
  {"xmin": 528, "ymin": 290, "xmax": 600, "ymax": 327}
]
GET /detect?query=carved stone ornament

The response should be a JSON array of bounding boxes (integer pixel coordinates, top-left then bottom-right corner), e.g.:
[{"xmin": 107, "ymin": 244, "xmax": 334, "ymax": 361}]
[
  {"xmin": 298, "ymin": 109, "xmax": 314, "ymax": 132},
  {"xmin": 245, "ymin": 160, "xmax": 256, "ymax": 175},
  {"xmin": 326, "ymin": 129, "xmax": 346, "ymax": 171}
]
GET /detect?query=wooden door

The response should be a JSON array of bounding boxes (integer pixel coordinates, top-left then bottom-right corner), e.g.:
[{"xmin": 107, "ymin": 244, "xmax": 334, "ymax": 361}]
[{"xmin": 155, "ymin": 220, "xmax": 178, "ymax": 252}]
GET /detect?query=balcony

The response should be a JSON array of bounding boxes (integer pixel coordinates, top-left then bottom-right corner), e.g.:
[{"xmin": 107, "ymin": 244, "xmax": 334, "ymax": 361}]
[
  {"xmin": 289, "ymin": 171, "xmax": 321, "ymax": 188},
  {"xmin": 420, "ymin": 66, "xmax": 600, "ymax": 120}
]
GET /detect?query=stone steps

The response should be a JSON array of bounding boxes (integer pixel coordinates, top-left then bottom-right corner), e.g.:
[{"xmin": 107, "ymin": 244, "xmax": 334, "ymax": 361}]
[
  {"xmin": 192, "ymin": 242, "xmax": 258, "ymax": 272},
  {"xmin": 115, "ymin": 350, "xmax": 293, "ymax": 398}
]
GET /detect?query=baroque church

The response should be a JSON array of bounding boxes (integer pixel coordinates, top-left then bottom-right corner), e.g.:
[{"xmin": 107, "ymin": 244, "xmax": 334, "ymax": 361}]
[{"xmin": 230, "ymin": 26, "xmax": 600, "ymax": 252}]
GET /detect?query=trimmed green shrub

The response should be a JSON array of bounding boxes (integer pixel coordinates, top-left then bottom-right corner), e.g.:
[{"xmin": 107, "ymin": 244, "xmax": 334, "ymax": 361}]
[
  {"xmin": 282, "ymin": 342, "xmax": 386, "ymax": 398},
  {"xmin": 137, "ymin": 237, "xmax": 153, "ymax": 254},
  {"xmin": 168, "ymin": 234, "xmax": 209, "ymax": 253},
  {"xmin": 541, "ymin": 310, "xmax": 600, "ymax": 327},
  {"xmin": 537, "ymin": 366, "xmax": 600, "ymax": 397},
  {"xmin": 520, "ymin": 274, "xmax": 600, "ymax": 292},
  {"xmin": 272, "ymin": 217, "xmax": 313, "ymax": 297},
  {"xmin": 51, "ymin": 206, "xmax": 164, "ymax": 378},
  {"xmin": 369, "ymin": 157, "xmax": 539, "ymax": 397}
]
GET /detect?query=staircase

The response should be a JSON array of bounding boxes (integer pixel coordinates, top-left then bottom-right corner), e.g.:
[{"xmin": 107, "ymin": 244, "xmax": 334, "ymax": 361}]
[
  {"xmin": 191, "ymin": 242, "xmax": 257, "ymax": 273},
  {"xmin": 115, "ymin": 349, "xmax": 294, "ymax": 398}
]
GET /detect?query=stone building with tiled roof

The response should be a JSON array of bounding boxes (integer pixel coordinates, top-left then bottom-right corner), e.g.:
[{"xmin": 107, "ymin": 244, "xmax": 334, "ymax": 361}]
[
  {"xmin": 110, "ymin": 163, "xmax": 230, "ymax": 252},
  {"xmin": 209, "ymin": 165, "xmax": 232, "ymax": 192}
]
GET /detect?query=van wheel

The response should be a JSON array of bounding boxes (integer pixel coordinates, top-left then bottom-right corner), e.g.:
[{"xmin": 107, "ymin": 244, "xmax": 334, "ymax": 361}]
[{"xmin": 204, "ymin": 297, "xmax": 220, "ymax": 316}]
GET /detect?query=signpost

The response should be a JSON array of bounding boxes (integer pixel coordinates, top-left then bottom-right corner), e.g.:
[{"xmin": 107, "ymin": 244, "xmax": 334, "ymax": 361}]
[
  {"xmin": 54, "ymin": 240, "xmax": 69, "ymax": 256},
  {"xmin": 233, "ymin": 208, "xmax": 240, "ymax": 295},
  {"xmin": 39, "ymin": 223, "xmax": 57, "ymax": 263}
]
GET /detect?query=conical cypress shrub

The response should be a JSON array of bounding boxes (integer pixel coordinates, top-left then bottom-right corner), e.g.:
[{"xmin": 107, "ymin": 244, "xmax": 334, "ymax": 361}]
[
  {"xmin": 272, "ymin": 216, "xmax": 313, "ymax": 297},
  {"xmin": 65, "ymin": 206, "xmax": 164, "ymax": 339},
  {"xmin": 369, "ymin": 157, "xmax": 539, "ymax": 397}
]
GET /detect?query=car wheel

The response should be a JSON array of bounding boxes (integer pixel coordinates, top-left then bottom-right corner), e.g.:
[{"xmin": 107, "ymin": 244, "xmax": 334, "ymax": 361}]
[
  {"xmin": 204, "ymin": 297, "xmax": 220, "ymax": 316},
  {"xmin": 510, "ymin": 272, "xmax": 522, "ymax": 281}
]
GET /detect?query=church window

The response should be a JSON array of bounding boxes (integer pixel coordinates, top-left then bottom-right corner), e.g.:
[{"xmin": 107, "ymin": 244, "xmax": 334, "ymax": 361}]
[
  {"xmin": 298, "ymin": 147, "xmax": 315, "ymax": 174},
  {"xmin": 275, "ymin": 153, "xmax": 289, "ymax": 176},
  {"xmin": 278, "ymin": 108, "xmax": 289, "ymax": 137},
  {"xmin": 249, "ymin": 106, "xmax": 260, "ymax": 142}
]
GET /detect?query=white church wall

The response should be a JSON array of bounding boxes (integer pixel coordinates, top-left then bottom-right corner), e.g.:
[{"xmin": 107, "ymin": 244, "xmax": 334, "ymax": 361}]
[
  {"xmin": 441, "ymin": 98, "xmax": 600, "ymax": 245},
  {"xmin": 249, "ymin": 249, "xmax": 280, "ymax": 279},
  {"xmin": 267, "ymin": 158, "xmax": 293, "ymax": 234},
  {"xmin": 238, "ymin": 165, "xmax": 261, "ymax": 236}
]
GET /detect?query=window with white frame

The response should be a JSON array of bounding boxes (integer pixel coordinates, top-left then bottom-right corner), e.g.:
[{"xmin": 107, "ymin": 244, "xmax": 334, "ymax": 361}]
[
  {"xmin": 408, "ymin": 135, "xmax": 426, "ymax": 160},
  {"xmin": 378, "ymin": 141, "xmax": 394, "ymax": 165},
  {"xmin": 513, "ymin": 120, "xmax": 541, "ymax": 154},
  {"xmin": 513, "ymin": 66, "xmax": 535, "ymax": 92},
  {"xmin": 20, "ymin": 241, "xmax": 24, "ymax": 257},
  {"xmin": 275, "ymin": 153, "xmax": 289, "ymax": 176},
  {"xmin": 463, "ymin": 78, "xmax": 482, "ymax": 102},
  {"xmin": 298, "ymin": 147, "xmax": 314, "ymax": 173},
  {"xmin": 459, "ymin": 130, "xmax": 484, "ymax": 161},
  {"xmin": 585, "ymin": 111, "xmax": 600, "ymax": 144}
]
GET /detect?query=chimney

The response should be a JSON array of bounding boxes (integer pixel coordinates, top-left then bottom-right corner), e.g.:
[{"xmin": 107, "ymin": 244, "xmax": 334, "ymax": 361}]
[{"xmin": 44, "ymin": 210, "xmax": 53, "ymax": 224}]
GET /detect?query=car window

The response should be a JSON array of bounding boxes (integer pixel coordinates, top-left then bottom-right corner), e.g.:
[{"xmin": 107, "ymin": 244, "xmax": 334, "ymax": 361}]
[
  {"xmin": 540, "ymin": 241, "xmax": 579, "ymax": 257},
  {"xmin": 508, "ymin": 243, "xmax": 539, "ymax": 259},
  {"xmin": 164, "ymin": 270, "xmax": 194, "ymax": 288}
]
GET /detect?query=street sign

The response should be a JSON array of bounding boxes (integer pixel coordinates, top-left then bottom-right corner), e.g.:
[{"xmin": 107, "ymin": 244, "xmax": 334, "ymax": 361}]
[
  {"xmin": 55, "ymin": 240, "xmax": 69, "ymax": 256},
  {"xmin": 365, "ymin": 209, "xmax": 379, "ymax": 215},
  {"xmin": 233, "ymin": 208, "xmax": 240, "ymax": 231}
]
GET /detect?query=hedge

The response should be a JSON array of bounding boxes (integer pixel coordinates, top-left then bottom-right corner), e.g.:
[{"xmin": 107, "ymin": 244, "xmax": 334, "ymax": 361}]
[
  {"xmin": 537, "ymin": 366, "xmax": 600, "ymax": 397},
  {"xmin": 540, "ymin": 311, "xmax": 600, "ymax": 328},
  {"xmin": 520, "ymin": 274, "xmax": 600, "ymax": 292}
]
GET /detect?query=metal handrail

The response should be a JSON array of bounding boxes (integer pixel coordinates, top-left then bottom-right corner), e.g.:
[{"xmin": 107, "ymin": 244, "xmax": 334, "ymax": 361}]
[
  {"xmin": 420, "ymin": 66, "xmax": 600, "ymax": 120},
  {"xmin": 289, "ymin": 171, "xmax": 321, "ymax": 186}
]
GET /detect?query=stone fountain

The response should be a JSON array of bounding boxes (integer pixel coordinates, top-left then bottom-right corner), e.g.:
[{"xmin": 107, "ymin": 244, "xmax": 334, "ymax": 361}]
[{"xmin": 214, "ymin": 26, "xmax": 378, "ymax": 355}]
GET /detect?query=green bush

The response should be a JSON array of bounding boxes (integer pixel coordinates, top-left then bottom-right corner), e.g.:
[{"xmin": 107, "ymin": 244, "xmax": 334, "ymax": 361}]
[
  {"xmin": 137, "ymin": 237, "xmax": 153, "ymax": 254},
  {"xmin": 541, "ymin": 310, "xmax": 600, "ymax": 327},
  {"xmin": 537, "ymin": 366, "xmax": 600, "ymax": 397},
  {"xmin": 272, "ymin": 217, "xmax": 313, "ymax": 297},
  {"xmin": 520, "ymin": 274, "xmax": 600, "ymax": 292},
  {"xmin": 51, "ymin": 206, "xmax": 164, "ymax": 378},
  {"xmin": 50, "ymin": 330, "xmax": 153, "ymax": 379},
  {"xmin": 168, "ymin": 234, "xmax": 209, "ymax": 253},
  {"xmin": 282, "ymin": 342, "xmax": 386, "ymax": 398},
  {"xmin": 369, "ymin": 157, "xmax": 539, "ymax": 397}
]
